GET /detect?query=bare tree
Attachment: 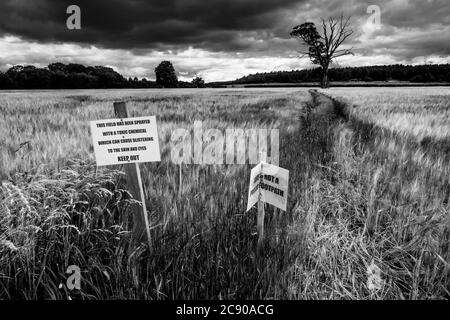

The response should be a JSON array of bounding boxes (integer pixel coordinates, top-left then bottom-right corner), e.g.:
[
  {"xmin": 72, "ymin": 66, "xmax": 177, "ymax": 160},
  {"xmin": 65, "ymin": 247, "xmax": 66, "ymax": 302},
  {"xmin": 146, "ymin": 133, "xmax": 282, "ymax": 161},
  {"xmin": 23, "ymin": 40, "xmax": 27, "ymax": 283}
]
[{"xmin": 290, "ymin": 14, "xmax": 354, "ymax": 88}]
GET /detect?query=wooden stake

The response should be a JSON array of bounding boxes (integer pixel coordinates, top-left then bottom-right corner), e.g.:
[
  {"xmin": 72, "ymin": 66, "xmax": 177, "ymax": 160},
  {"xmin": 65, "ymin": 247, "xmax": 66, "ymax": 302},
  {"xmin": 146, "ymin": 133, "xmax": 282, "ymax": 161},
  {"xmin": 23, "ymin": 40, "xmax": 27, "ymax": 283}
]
[
  {"xmin": 134, "ymin": 162, "xmax": 152, "ymax": 249},
  {"xmin": 113, "ymin": 102, "xmax": 151, "ymax": 248},
  {"xmin": 178, "ymin": 164, "xmax": 182, "ymax": 198},
  {"xmin": 257, "ymin": 197, "xmax": 265, "ymax": 256},
  {"xmin": 273, "ymin": 208, "xmax": 279, "ymax": 244},
  {"xmin": 257, "ymin": 151, "xmax": 267, "ymax": 256}
]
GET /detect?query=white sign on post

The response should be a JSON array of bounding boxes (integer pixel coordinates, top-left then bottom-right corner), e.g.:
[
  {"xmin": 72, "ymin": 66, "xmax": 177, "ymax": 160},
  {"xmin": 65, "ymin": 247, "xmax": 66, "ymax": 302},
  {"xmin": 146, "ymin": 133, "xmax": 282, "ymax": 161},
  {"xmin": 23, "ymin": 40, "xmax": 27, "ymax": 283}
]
[
  {"xmin": 247, "ymin": 162, "xmax": 262, "ymax": 211},
  {"xmin": 90, "ymin": 116, "xmax": 161, "ymax": 166},
  {"xmin": 246, "ymin": 162, "xmax": 289, "ymax": 211}
]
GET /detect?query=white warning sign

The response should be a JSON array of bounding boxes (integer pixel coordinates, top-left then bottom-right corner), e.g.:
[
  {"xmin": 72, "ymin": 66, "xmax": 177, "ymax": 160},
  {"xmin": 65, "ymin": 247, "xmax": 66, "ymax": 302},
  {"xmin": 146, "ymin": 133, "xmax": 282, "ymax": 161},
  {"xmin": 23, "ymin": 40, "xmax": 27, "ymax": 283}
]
[
  {"xmin": 90, "ymin": 116, "xmax": 161, "ymax": 166},
  {"xmin": 247, "ymin": 163, "xmax": 262, "ymax": 212},
  {"xmin": 246, "ymin": 162, "xmax": 289, "ymax": 211}
]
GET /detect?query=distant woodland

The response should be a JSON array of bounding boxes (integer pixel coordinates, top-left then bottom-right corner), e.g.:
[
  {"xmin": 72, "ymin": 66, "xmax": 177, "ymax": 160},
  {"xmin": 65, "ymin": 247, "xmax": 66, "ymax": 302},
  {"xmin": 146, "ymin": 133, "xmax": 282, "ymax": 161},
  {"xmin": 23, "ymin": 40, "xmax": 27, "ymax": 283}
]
[
  {"xmin": 1, "ymin": 63, "xmax": 449, "ymax": 89},
  {"xmin": 0, "ymin": 63, "xmax": 196, "ymax": 89},
  {"xmin": 220, "ymin": 64, "xmax": 450, "ymax": 85}
]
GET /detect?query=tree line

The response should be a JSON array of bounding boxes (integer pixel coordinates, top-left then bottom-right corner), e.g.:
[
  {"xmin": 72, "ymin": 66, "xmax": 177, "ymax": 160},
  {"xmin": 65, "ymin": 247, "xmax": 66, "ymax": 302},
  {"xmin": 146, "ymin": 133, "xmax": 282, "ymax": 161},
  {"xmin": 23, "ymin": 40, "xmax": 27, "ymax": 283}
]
[
  {"xmin": 1, "ymin": 61, "xmax": 449, "ymax": 90},
  {"xmin": 0, "ymin": 61, "xmax": 206, "ymax": 89},
  {"xmin": 223, "ymin": 64, "xmax": 450, "ymax": 85}
]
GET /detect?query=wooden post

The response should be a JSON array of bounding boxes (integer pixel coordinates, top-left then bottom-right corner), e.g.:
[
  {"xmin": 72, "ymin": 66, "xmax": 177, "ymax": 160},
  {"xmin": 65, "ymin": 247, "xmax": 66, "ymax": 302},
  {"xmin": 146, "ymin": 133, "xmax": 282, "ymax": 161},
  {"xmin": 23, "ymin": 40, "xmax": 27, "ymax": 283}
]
[
  {"xmin": 257, "ymin": 197, "xmax": 265, "ymax": 256},
  {"xmin": 272, "ymin": 208, "xmax": 279, "ymax": 245},
  {"xmin": 178, "ymin": 164, "xmax": 182, "ymax": 198},
  {"xmin": 257, "ymin": 151, "xmax": 267, "ymax": 256},
  {"xmin": 114, "ymin": 102, "xmax": 152, "ymax": 249}
]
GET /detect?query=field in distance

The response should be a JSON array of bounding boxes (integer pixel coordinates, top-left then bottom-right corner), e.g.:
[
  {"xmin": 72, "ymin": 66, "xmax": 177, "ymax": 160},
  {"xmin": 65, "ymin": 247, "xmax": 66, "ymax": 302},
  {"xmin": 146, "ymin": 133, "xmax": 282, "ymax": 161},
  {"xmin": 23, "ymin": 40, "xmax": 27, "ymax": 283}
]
[{"xmin": 0, "ymin": 87, "xmax": 449, "ymax": 299}]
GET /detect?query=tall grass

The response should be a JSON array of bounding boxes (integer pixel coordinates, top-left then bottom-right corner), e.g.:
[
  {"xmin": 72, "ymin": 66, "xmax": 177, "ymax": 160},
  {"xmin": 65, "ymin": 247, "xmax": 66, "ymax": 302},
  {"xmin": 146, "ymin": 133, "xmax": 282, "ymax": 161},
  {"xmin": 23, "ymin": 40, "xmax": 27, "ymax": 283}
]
[
  {"xmin": 288, "ymin": 88, "xmax": 449, "ymax": 299},
  {"xmin": 0, "ymin": 87, "xmax": 448, "ymax": 299},
  {"xmin": 1, "ymin": 88, "xmax": 309, "ymax": 299}
]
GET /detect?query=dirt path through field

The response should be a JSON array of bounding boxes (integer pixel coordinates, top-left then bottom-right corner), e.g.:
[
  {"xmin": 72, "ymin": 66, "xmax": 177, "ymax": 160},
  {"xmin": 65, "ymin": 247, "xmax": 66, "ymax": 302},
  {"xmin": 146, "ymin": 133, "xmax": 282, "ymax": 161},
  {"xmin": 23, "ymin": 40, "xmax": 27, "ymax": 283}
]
[{"xmin": 308, "ymin": 89, "xmax": 345, "ymax": 119}]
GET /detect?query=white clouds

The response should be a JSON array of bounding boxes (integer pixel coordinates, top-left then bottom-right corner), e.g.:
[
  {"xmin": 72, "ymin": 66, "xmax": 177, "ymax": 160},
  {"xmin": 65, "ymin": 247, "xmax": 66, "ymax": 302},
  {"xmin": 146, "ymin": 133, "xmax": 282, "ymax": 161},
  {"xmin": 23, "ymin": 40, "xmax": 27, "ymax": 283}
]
[
  {"xmin": 354, "ymin": 23, "xmax": 450, "ymax": 62},
  {"xmin": 0, "ymin": 36, "xmax": 311, "ymax": 81}
]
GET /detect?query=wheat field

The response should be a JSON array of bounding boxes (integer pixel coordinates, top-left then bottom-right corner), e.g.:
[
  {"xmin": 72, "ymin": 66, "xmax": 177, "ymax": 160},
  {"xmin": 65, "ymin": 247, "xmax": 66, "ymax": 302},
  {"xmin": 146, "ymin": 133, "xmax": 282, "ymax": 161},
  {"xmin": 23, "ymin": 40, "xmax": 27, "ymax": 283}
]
[{"xmin": 0, "ymin": 87, "xmax": 449, "ymax": 299}]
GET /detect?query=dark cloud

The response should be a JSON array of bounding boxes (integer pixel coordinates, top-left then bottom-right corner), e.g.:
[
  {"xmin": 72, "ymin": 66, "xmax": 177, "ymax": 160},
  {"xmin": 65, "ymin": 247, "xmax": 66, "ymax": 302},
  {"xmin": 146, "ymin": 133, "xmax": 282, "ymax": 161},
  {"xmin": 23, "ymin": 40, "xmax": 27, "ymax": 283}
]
[
  {"xmin": 0, "ymin": 0, "xmax": 303, "ymax": 51},
  {"xmin": 382, "ymin": 0, "xmax": 450, "ymax": 28}
]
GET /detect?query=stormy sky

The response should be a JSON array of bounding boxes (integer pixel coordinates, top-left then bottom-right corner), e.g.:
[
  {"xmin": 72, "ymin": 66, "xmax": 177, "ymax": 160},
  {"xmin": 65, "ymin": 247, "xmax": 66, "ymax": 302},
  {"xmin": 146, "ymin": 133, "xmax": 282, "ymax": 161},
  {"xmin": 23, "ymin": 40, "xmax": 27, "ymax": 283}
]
[{"xmin": 0, "ymin": 0, "xmax": 449, "ymax": 81}]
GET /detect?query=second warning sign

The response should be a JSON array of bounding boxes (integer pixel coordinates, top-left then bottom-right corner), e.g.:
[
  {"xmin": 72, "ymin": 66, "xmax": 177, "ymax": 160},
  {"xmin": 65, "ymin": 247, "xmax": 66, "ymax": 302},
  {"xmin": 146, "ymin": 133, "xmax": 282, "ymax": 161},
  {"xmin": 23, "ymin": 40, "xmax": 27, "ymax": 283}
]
[
  {"xmin": 90, "ymin": 116, "xmax": 161, "ymax": 166},
  {"xmin": 246, "ymin": 162, "xmax": 289, "ymax": 212}
]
